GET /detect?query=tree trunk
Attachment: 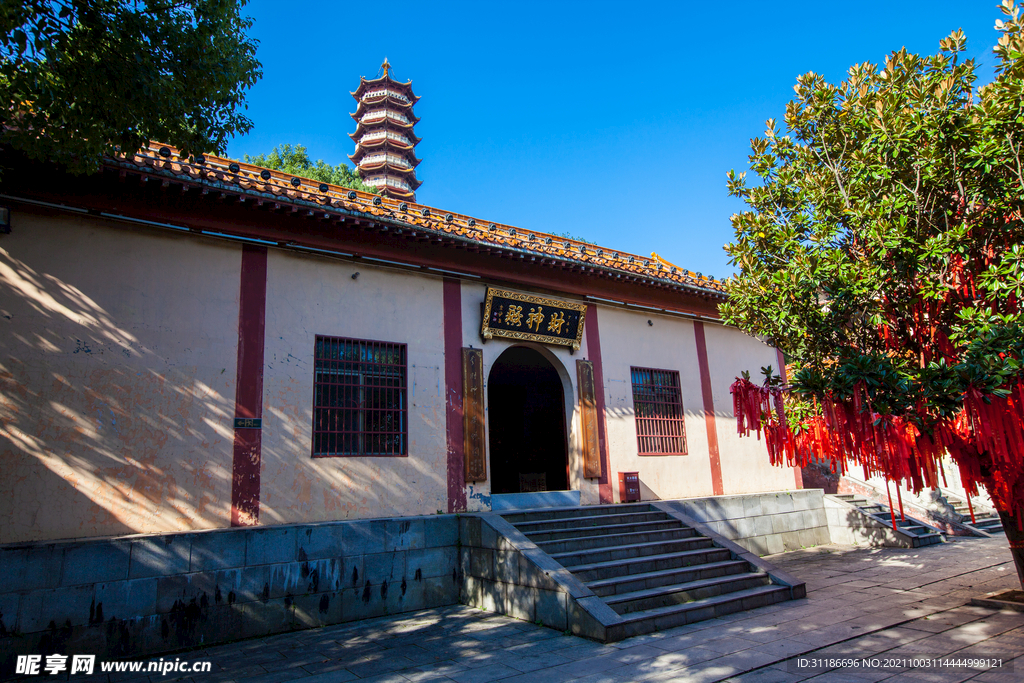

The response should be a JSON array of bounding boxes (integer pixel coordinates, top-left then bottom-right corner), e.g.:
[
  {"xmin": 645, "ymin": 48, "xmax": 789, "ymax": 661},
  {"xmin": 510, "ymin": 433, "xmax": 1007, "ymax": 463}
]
[{"xmin": 996, "ymin": 510, "xmax": 1024, "ymax": 591}]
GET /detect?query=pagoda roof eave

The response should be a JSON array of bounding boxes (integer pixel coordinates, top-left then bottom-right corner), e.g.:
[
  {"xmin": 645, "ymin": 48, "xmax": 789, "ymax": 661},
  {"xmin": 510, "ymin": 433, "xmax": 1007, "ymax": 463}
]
[
  {"xmin": 355, "ymin": 96, "xmax": 414, "ymax": 112},
  {"xmin": 351, "ymin": 116, "xmax": 416, "ymax": 130},
  {"xmin": 351, "ymin": 76, "xmax": 420, "ymax": 103},
  {"xmin": 351, "ymin": 123, "xmax": 421, "ymax": 145},
  {"xmin": 353, "ymin": 101, "xmax": 418, "ymax": 120},
  {"xmin": 355, "ymin": 161, "xmax": 420, "ymax": 177},
  {"xmin": 379, "ymin": 188, "xmax": 416, "ymax": 199},
  {"xmin": 351, "ymin": 139, "xmax": 415, "ymax": 152}
]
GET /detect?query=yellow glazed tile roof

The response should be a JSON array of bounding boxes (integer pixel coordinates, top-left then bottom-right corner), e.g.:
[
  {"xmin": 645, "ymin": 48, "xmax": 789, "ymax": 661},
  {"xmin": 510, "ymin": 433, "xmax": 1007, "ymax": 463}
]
[{"xmin": 113, "ymin": 143, "xmax": 727, "ymax": 297}]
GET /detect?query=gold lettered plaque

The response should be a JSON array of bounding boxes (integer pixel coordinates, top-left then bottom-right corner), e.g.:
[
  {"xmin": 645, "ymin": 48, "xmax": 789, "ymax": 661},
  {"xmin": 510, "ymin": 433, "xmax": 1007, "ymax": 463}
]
[{"xmin": 481, "ymin": 288, "xmax": 587, "ymax": 350}]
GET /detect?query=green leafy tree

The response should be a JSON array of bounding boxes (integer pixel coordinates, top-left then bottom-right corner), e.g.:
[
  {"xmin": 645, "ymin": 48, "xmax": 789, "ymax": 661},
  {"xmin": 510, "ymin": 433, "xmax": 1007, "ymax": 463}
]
[
  {"xmin": 244, "ymin": 144, "xmax": 377, "ymax": 193},
  {"xmin": 722, "ymin": 1, "xmax": 1024, "ymax": 587},
  {"xmin": 1, "ymin": 0, "xmax": 261, "ymax": 174}
]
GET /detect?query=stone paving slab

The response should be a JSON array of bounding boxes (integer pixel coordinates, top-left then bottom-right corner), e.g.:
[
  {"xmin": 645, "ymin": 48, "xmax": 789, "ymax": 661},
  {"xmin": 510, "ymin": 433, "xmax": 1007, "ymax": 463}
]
[{"xmin": 15, "ymin": 536, "xmax": 1024, "ymax": 683}]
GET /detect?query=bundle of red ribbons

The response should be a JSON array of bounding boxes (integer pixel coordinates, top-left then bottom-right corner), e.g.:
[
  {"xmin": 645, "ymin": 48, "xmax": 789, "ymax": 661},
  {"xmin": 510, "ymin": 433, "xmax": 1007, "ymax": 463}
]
[{"xmin": 730, "ymin": 376, "xmax": 1024, "ymax": 527}]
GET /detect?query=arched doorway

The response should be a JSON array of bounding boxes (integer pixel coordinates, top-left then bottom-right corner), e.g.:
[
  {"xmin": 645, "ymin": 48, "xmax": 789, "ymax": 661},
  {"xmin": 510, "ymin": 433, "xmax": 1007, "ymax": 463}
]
[{"xmin": 488, "ymin": 346, "xmax": 569, "ymax": 494}]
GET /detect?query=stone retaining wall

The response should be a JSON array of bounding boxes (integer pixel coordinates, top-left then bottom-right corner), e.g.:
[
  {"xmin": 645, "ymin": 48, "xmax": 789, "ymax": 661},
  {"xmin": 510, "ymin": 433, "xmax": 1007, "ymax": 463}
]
[
  {"xmin": 656, "ymin": 490, "xmax": 830, "ymax": 556},
  {"xmin": 458, "ymin": 513, "xmax": 615, "ymax": 639},
  {"xmin": 0, "ymin": 491, "xmax": 833, "ymax": 673},
  {"xmin": 0, "ymin": 516, "xmax": 459, "ymax": 673}
]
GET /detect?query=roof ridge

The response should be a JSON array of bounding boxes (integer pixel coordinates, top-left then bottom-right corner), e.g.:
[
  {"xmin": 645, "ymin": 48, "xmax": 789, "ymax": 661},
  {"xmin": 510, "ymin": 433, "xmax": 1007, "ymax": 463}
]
[{"xmin": 125, "ymin": 142, "xmax": 727, "ymax": 296}]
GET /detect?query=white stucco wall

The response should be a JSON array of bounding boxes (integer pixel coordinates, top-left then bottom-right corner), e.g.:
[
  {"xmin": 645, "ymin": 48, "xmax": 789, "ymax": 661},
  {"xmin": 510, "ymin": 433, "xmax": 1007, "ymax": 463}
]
[
  {"xmin": 260, "ymin": 252, "xmax": 449, "ymax": 523},
  {"xmin": 1, "ymin": 208, "xmax": 804, "ymax": 544},
  {"xmin": 597, "ymin": 306, "xmax": 716, "ymax": 501},
  {"xmin": 0, "ymin": 211, "xmax": 240, "ymax": 543},
  {"xmin": 703, "ymin": 323, "xmax": 800, "ymax": 495}
]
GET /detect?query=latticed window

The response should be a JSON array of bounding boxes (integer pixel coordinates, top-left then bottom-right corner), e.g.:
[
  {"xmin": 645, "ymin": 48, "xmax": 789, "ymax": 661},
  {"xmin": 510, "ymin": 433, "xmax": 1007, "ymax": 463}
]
[
  {"xmin": 630, "ymin": 367, "xmax": 686, "ymax": 455},
  {"xmin": 312, "ymin": 336, "xmax": 407, "ymax": 457}
]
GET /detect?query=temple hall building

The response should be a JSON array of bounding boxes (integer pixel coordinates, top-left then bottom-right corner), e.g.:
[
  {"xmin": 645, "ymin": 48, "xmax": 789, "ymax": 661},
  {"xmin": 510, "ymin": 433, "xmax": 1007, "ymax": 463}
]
[
  {"xmin": 0, "ymin": 142, "xmax": 801, "ymax": 544},
  {"xmin": 0, "ymin": 121, "xmax": 853, "ymax": 661}
]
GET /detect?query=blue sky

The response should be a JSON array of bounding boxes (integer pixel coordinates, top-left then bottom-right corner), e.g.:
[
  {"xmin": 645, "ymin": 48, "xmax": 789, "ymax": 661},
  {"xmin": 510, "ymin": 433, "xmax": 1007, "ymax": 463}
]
[{"xmin": 227, "ymin": 1, "xmax": 1004, "ymax": 279}]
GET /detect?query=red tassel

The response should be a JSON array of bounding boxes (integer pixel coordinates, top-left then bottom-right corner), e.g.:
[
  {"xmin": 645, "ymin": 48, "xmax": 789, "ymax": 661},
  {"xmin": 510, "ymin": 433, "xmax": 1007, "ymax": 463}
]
[{"xmin": 885, "ymin": 478, "xmax": 898, "ymax": 533}]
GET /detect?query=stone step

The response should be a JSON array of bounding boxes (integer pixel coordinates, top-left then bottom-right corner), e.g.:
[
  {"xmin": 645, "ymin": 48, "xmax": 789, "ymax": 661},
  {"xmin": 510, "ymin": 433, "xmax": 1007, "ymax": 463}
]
[
  {"xmin": 586, "ymin": 559, "xmax": 752, "ymax": 598},
  {"xmin": 614, "ymin": 585, "xmax": 793, "ymax": 638},
  {"xmin": 917, "ymin": 536, "xmax": 946, "ymax": 548},
  {"xmin": 535, "ymin": 527, "xmax": 696, "ymax": 554},
  {"xmin": 834, "ymin": 495, "xmax": 945, "ymax": 545},
  {"xmin": 973, "ymin": 520, "xmax": 1005, "ymax": 534},
  {"xmin": 514, "ymin": 511, "xmax": 671, "ymax": 533},
  {"xmin": 570, "ymin": 546, "xmax": 735, "ymax": 583},
  {"xmin": 976, "ymin": 517, "xmax": 1003, "ymax": 527},
  {"xmin": 876, "ymin": 519, "xmax": 941, "ymax": 539},
  {"xmin": 551, "ymin": 537, "xmax": 715, "ymax": 568},
  {"xmin": 500, "ymin": 503, "xmax": 653, "ymax": 524},
  {"xmin": 500, "ymin": 502, "xmax": 802, "ymax": 641},
  {"xmin": 874, "ymin": 516, "xmax": 941, "ymax": 537},
  {"xmin": 941, "ymin": 494, "xmax": 1003, "ymax": 535},
  {"xmin": 523, "ymin": 518, "xmax": 683, "ymax": 542},
  {"xmin": 606, "ymin": 572, "xmax": 771, "ymax": 615},
  {"xmin": 960, "ymin": 512, "xmax": 999, "ymax": 522},
  {"xmin": 951, "ymin": 506, "xmax": 998, "ymax": 518}
]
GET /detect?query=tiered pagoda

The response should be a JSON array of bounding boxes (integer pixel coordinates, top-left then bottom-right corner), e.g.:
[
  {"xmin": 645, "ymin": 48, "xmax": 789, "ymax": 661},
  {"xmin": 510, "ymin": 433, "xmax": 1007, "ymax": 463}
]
[{"xmin": 349, "ymin": 59, "xmax": 422, "ymax": 200}]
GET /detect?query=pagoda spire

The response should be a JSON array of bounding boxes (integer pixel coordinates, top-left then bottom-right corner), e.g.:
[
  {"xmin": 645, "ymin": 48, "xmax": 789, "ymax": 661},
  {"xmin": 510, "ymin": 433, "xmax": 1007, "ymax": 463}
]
[{"xmin": 349, "ymin": 60, "xmax": 422, "ymax": 201}]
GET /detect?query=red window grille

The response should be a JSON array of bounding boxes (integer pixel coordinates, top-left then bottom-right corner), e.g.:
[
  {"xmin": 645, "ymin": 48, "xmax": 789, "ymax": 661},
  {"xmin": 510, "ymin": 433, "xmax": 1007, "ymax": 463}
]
[
  {"xmin": 312, "ymin": 336, "xmax": 407, "ymax": 457},
  {"xmin": 631, "ymin": 367, "xmax": 686, "ymax": 455}
]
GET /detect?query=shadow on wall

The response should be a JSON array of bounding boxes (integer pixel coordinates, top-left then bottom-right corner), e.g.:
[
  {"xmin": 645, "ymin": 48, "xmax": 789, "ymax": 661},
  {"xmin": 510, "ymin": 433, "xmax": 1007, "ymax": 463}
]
[
  {"xmin": 0, "ymin": 244, "xmax": 237, "ymax": 543},
  {"xmin": 256, "ymin": 389, "xmax": 449, "ymax": 526},
  {"xmin": 0, "ymin": 239, "xmax": 451, "ymax": 543},
  {"xmin": 636, "ymin": 478, "xmax": 661, "ymax": 502},
  {"xmin": 850, "ymin": 506, "xmax": 896, "ymax": 546},
  {"xmin": 834, "ymin": 503, "xmax": 915, "ymax": 548}
]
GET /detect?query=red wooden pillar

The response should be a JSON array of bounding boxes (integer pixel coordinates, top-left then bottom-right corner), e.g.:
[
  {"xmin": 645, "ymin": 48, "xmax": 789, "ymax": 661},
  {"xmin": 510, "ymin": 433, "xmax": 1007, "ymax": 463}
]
[
  {"xmin": 230, "ymin": 244, "xmax": 268, "ymax": 527},
  {"xmin": 694, "ymin": 322, "xmax": 724, "ymax": 496},
  {"xmin": 584, "ymin": 304, "xmax": 613, "ymax": 504},
  {"xmin": 443, "ymin": 278, "xmax": 468, "ymax": 512}
]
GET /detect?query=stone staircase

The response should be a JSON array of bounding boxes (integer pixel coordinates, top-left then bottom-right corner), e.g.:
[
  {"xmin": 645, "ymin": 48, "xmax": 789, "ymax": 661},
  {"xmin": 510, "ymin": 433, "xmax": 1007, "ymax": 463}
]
[
  {"xmin": 939, "ymin": 489, "xmax": 1004, "ymax": 535},
  {"xmin": 499, "ymin": 503, "xmax": 796, "ymax": 637},
  {"xmin": 834, "ymin": 494, "xmax": 945, "ymax": 546}
]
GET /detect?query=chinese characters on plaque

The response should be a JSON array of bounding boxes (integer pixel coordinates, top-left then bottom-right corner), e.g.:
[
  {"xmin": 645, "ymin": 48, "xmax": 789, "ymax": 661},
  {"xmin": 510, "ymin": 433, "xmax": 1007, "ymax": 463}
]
[{"xmin": 481, "ymin": 288, "xmax": 587, "ymax": 350}]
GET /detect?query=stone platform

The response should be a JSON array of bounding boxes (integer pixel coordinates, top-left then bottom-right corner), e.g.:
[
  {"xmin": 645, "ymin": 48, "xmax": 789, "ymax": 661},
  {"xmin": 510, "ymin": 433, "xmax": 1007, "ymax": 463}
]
[{"xmin": 20, "ymin": 535, "xmax": 1019, "ymax": 683}]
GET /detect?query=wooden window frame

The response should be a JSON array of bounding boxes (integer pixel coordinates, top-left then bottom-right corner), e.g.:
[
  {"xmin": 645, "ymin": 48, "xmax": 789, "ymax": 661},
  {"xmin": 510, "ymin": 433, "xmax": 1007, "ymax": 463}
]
[
  {"xmin": 311, "ymin": 336, "xmax": 408, "ymax": 457},
  {"xmin": 630, "ymin": 366, "xmax": 687, "ymax": 456}
]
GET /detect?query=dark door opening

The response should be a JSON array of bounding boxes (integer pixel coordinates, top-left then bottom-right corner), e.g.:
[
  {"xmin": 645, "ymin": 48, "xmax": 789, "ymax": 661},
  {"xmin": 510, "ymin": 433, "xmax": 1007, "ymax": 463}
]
[{"xmin": 488, "ymin": 346, "xmax": 569, "ymax": 494}]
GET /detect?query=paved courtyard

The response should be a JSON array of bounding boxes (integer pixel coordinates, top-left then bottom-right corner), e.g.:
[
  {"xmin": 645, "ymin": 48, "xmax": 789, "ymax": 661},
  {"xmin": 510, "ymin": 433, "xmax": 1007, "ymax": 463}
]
[{"xmin": 93, "ymin": 537, "xmax": 1024, "ymax": 682}]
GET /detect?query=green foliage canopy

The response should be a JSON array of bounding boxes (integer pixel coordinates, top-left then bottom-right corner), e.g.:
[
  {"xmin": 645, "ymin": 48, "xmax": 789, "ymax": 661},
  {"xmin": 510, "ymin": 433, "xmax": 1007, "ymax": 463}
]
[
  {"xmin": 244, "ymin": 144, "xmax": 377, "ymax": 194},
  {"xmin": 0, "ymin": 0, "xmax": 261, "ymax": 174},
  {"xmin": 721, "ymin": 2, "xmax": 1024, "ymax": 528}
]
